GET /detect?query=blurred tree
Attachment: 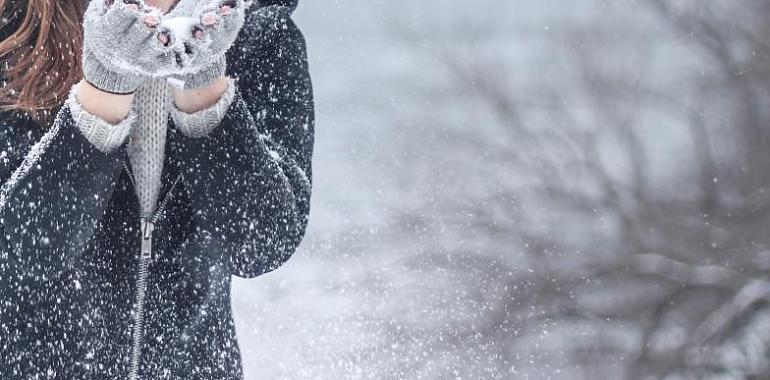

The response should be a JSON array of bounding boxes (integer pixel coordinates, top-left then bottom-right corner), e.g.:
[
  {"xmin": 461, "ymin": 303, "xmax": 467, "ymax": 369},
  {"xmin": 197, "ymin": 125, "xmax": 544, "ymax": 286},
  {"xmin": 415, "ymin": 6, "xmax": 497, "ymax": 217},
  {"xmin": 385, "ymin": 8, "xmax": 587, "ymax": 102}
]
[{"xmin": 379, "ymin": 0, "xmax": 770, "ymax": 378}]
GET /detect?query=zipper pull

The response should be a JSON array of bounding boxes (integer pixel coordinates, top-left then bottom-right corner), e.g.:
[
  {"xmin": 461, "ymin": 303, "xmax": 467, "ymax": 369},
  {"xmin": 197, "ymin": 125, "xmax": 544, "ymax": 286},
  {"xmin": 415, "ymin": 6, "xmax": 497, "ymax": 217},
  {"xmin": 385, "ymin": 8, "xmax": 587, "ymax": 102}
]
[{"xmin": 141, "ymin": 217, "xmax": 154, "ymax": 260}]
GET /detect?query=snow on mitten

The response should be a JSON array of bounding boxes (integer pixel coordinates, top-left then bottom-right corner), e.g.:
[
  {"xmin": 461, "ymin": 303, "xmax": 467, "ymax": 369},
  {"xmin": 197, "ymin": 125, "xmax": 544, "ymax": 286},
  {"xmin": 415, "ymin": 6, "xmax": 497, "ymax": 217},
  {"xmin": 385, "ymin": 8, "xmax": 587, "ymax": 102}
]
[
  {"xmin": 82, "ymin": 0, "xmax": 175, "ymax": 94},
  {"xmin": 161, "ymin": 0, "xmax": 252, "ymax": 89}
]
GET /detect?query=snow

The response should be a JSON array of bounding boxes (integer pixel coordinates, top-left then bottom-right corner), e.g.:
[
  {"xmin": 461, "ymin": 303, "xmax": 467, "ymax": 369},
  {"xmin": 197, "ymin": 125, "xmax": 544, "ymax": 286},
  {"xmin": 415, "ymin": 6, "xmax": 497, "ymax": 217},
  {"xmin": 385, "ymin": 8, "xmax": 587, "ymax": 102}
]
[
  {"xmin": 0, "ymin": 113, "xmax": 64, "ymax": 216},
  {"xmin": 2, "ymin": 0, "xmax": 770, "ymax": 379},
  {"xmin": 159, "ymin": 16, "xmax": 198, "ymax": 43},
  {"xmin": 232, "ymin": 0, "xmax": 770, "ymax": 379}
]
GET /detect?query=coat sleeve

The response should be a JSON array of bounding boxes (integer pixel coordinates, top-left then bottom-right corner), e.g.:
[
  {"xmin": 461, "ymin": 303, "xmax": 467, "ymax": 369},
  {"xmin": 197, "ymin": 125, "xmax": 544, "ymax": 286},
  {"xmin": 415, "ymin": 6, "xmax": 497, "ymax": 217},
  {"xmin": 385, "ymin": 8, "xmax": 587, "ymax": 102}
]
[
  {"xmin": 0, "ymin": 106, "xmax": 129, "ymax": 280},
  {"xmin": 169, "ymin": 5, "xmax": 314, "ymax": 279}
]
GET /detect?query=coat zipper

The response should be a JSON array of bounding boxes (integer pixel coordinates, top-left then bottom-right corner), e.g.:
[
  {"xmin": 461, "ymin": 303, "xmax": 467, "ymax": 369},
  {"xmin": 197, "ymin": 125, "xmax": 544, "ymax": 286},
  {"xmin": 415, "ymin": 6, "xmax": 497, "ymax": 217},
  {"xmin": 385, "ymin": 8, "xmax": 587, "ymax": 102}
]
[{"xmin": 123, "ymin": 157, "xmax": 183, "ymax": 380}]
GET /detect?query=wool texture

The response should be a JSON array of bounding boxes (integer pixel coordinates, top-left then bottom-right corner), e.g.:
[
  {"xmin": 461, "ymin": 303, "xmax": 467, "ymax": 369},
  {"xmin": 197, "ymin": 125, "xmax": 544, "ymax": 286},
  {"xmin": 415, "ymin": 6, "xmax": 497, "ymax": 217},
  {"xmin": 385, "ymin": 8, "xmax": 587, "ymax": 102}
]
[
  {"xmin": 82, "ymin": 1, "xmax": 171, "ymax": 93},
  {"xmin": 66, "ymin": 83, "xmax": 135, "ymax": 153},
  {"xmin": 171, "ymin": 77, "xmax": 236, "ymax": 137},
  {"xmin": 127, "ymin": 78, "xmax": 170, "ymax": 216}
]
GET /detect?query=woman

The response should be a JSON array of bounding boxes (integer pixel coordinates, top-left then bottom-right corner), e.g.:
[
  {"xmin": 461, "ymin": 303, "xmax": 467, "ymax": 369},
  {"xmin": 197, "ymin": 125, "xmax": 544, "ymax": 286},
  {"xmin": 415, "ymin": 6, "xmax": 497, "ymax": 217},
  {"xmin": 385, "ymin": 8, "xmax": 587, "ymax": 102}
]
[{"xmin": 0, "ymin": 0, "xmax": 313, "ymax": 378}]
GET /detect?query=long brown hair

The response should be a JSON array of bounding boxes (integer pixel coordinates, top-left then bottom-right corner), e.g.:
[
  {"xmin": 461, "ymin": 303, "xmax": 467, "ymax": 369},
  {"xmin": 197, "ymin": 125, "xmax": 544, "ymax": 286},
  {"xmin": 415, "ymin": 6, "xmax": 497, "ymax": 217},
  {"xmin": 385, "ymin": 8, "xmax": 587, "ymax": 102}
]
[{"xmin": 0, "ymin": 0, "xmax": 86, "ymax": 125}]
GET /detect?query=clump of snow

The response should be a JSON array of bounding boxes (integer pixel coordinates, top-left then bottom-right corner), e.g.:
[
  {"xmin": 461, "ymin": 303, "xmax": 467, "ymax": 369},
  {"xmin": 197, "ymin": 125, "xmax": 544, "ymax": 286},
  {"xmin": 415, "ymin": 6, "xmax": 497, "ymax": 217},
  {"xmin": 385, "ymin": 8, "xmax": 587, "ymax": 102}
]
[{"xmin": 159, "ymin": 16, "xmax": 198, "ymax": 43}]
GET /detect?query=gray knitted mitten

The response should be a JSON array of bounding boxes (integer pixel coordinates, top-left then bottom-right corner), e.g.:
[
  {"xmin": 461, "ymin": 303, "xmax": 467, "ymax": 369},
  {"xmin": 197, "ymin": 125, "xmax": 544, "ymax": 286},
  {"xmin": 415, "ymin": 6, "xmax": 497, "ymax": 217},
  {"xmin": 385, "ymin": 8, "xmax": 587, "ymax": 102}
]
[
  {"xmin": 161, "ymin": 0, "xmax": 251, "ymax": 89},
  {"xmin": 82, "ymin": 0, "xmax": 176, "ymax": 94}
]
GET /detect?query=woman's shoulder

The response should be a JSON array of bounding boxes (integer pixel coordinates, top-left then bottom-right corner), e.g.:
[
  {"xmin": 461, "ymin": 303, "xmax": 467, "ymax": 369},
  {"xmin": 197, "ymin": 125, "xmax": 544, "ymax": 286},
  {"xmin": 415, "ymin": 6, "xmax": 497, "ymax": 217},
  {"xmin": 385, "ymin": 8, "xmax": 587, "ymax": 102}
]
[
  {"xmin": 228, "ymin": 1, "xmax": 308, "ymax": 81},
  {"xmin": 227, "ymin": 2, "xmax": 310, "ymax": 91},
  {"xmin": 235, "ymin": 2, "xmax": 305, "ymax": 52}
]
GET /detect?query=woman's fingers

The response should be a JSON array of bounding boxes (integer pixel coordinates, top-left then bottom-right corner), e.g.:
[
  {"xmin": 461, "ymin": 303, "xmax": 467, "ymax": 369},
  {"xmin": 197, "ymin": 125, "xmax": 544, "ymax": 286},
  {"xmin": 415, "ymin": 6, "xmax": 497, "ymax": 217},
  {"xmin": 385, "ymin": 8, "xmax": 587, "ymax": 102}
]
[
  {"xmin": 133, "ymin": 0, "xmax": 247, "ymax": 71},
  {"xmin": 144, "ymin": 16, "xmax": 159, "ymax": 27},
  {"xmin": 192, "ymin": 25, "xmax": 206, "ymax": 39},
  {"xmin": 121, "ymin": 9, "xmax": 167, "ymax": 53},
  {"xmin": 158, "ymin": 30, "xmax": 172, "ymax": 46},
  {"xmin": 144, "ymin": 14, "xmax": 160, "ymax": 27},
  {"xmin": 220, "ymin": 0, "xmax": 238, "ymax": 9},
  {"xmin": 219, "ymin": 5, "xmax": 232, "ymax": 16},
  {"xmin": 103, "ymin": 2, "xmax": 143, "ymax": 31},
  {"xmin": 186, "ymin": 0, "xmax": 246, "ymax": 60},
  {"xmin": 199, "ymin": 0, "xmax": 240, "ymax": 28},
  {"xmin": 123, "ymin": 0, "xmax": 142, "ymax": 11},
  {"xmin": 142, "ymin": 7, "xmax": 163, "ymax": 27},
  {"xmin": 201, "ymin": 12, "xmax": 220, "ymax": 27},
  {"xmin": 219, "ymin": 0, "xmax": 239, "ymax": 16}
]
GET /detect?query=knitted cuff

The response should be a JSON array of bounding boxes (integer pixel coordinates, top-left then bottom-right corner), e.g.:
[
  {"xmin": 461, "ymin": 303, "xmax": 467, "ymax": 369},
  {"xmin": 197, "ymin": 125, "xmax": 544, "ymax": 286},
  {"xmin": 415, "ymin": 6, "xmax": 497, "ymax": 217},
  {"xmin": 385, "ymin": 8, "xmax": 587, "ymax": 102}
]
[
  {"xmin": 67, "ymin": 82, "xmax": 135, "ymax": 153},
  {"xmin": 168, "ymin": 57, "xmax": 227, "ymax": 90},
  {"xmin": 82, "ymin": 49, "xmax": 144, "ymax": 94},
  {"xmin": 170, "ymin": 77, "xmax": 236, "ymax": 138}
]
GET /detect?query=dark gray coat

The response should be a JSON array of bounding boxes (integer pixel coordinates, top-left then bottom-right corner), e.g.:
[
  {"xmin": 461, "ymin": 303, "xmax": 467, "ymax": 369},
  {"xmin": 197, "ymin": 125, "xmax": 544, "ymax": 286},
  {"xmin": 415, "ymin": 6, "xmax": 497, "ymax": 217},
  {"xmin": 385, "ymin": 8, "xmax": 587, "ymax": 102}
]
[{"xmin": 0, "ymin": 1, "xmax": 314, "ymax": 378}]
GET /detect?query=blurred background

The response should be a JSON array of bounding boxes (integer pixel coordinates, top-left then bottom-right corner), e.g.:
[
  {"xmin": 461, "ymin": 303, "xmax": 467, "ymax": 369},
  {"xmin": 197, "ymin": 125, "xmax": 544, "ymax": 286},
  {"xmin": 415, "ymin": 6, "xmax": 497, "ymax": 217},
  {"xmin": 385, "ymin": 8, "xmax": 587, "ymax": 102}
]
[{"xmin": 233, "ymin": 1, "xmax": 770, "ymax": 379}]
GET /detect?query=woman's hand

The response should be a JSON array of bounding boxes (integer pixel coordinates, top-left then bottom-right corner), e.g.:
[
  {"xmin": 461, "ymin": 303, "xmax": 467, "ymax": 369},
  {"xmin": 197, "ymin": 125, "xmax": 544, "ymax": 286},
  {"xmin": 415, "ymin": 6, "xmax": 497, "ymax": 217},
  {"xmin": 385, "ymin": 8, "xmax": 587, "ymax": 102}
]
[
  {"xmin": 188, "ymin": 0, "xmax": 249, "ymax": 65},
  {"xmin": 82, "ymin": 0, "xmax": 175, "ymax": 94},
  {"xmin": 75, "ymin": 80, "xmax": 136, "ymax": 124},
  {"xmin": 161, "ymin": 0, "xmax": 251, "ymax": 89}
]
